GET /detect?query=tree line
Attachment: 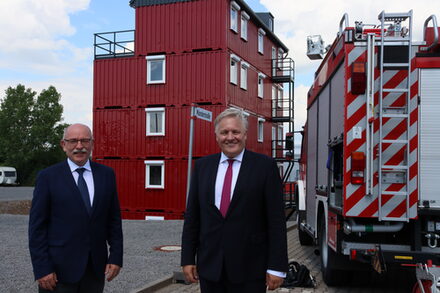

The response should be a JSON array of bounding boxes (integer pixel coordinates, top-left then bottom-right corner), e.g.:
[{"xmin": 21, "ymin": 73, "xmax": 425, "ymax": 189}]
[{"xmin": 0, "ymin": 84, "xmax": 68, "ymax": 185}]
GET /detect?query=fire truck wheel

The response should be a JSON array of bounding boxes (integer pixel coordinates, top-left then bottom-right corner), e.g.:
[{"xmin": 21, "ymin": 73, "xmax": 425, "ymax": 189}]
[
  {"xmin": 297, "ymin": 212, "xmax": 313, "ymax": 245},
  {"xmin": 319, "ymin": 215, "xmax": 348, "ymax": 286}
]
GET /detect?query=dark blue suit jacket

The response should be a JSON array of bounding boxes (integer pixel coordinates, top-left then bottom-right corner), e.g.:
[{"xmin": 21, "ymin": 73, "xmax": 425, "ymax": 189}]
[
  {"xmin": 181, "ymin": 150, "xmax": 288, "ymax": 283},
  {"xmin": 29, "ymin": 160, "xmax": 123, "ymax": 283}
]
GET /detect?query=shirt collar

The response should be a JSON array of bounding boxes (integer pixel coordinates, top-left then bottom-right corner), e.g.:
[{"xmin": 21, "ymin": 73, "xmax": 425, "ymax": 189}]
[
  {"xmin": 67, "ymin": 158, "xmax": 91, "ymax": 173},
  {"xmin": 220, "ymin": 149, "xmax": 245, "ymax": 164}
]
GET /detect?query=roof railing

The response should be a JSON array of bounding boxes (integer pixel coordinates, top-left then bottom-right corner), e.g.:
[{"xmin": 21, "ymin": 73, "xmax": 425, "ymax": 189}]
[{"xmin": 94, "ymin": 30, "xmax": 135, "ymax": 59}]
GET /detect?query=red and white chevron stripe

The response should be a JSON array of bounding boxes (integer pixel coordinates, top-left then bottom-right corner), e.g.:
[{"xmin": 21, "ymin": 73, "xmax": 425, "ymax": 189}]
[{"xmin": 343, "ymin": 44, "xmax": 418, "ymax": 219}]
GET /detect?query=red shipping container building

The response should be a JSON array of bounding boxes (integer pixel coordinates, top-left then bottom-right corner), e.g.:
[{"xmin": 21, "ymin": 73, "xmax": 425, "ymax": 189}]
[{"xmin": 93, "ymin": 0, "xmax": 295, "ymax": 219}]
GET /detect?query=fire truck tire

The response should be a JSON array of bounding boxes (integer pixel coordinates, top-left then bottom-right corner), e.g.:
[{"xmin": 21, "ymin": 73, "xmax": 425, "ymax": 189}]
[
  {"xmin": 319, "ymin": 216, "xmax": 348, "ymax": 286},
  {"xmin": 297, "ymin": 213, "xmax": 313, "ymax": 245}
]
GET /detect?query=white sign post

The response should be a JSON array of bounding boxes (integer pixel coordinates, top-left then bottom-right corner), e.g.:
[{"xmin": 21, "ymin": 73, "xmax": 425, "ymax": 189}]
[{"xmin": 186, "ymin": 105, "xmax": 213, "ymax": 206}]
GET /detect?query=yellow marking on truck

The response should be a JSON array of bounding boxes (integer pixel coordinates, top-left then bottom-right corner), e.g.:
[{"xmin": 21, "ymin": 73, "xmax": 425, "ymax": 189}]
[{"xmin": 394, "ymin": 255, "xmax": 413, "ymax": 260}]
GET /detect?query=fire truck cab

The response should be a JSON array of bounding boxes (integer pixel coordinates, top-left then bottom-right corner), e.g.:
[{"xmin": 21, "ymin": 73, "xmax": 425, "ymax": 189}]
[{"xmin": 297, "ymin": 10, "xmax": 440, "ymax": 288}]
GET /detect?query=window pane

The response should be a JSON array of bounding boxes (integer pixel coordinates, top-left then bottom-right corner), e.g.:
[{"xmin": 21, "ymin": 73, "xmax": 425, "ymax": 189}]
[
  {"xmin": 150, "ymin": 60, "xmax": 163, "ymax": 81},
  {"xmin": 149, "ymin": 165, "xmax": 162, "ymax": 185},
  {"xmin": 149, "ymin": 112, "xmax": 163, "ymax": 133},
  {"xmin": 230, "ymin": 8, "xmax": 237, "ymax": 30}
]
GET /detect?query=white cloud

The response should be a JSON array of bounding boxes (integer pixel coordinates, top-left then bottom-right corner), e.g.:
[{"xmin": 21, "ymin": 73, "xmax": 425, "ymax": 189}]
[{"xmin": 0, "ymin": 0, "xmax": 91, "ymax": 74}]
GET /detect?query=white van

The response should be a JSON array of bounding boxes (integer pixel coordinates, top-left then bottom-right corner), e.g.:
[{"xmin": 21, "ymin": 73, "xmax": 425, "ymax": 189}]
[{"xmin": 0, "ymin": 167, "xmax": 17, "ymax": 185}]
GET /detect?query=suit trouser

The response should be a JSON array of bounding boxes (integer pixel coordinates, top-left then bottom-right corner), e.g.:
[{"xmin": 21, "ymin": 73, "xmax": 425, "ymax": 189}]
[
  {"xmin": 199, "ymin": 264, "xmax": 266, "ymax": 293},
  {"xmin": 38, "ymin": 256, "xmax": 104, "ymax": 293}
]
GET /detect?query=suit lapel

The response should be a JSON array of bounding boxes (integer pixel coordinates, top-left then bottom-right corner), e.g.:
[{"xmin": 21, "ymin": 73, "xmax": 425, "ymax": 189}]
[
  {"xmin": 207, "ymin": 154, "xmax": 222, "ymax": 217},
  {"xmin": 227, "ymin": 150, "xmax": 253, "ymax": 216},
  {"xmin": 90, "ymin": 162, "xmax": 101, "ymax": 216}
]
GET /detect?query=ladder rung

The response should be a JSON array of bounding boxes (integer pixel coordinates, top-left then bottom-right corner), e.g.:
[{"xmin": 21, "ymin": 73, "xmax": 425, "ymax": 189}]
[
  {"xmin": 382, "ymin": 113, "xmax": 408, "ymax": 118},
  {"xmin": 382, "ymin": 165, "xmax": 408, "ymax": 170},
  {"xmin": 383, "ymin": 88, "xmax": 409, "ymax": 93},
  {"xmin": 382, "ymin": 139, "xmax": 408, "ymax": 144},
  {"xmin": 383, "ymin": 63, "xmax": 409, "ymax": 67},
  {"xmin": 381, "ymin": 191, "xmax": 408, "ymax": 196}
]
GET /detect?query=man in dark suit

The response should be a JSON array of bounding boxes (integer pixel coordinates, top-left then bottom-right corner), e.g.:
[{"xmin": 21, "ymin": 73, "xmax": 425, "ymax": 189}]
[
  {"xmin": 181, "ymin": 108, "xmax": 288, "ymax": 292},
  {"xmin": 29, "ymin": 123, "xmax": 123, "ymax": 292}
]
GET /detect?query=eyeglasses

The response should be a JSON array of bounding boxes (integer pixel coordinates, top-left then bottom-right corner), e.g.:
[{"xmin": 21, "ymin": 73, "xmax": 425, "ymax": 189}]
[{"xmin": 63, "ymin": 138, "xmax": 93, "ymax": 146}]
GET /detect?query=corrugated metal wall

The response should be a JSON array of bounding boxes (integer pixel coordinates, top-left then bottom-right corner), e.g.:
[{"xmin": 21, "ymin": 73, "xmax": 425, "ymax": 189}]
[
  {"xmin": 93, "ymin": 105, "xmax": 224, "ymax": 158},
  {"xmin": 94, "ymin": 51, "xmax": 227, "ymax": 108},
  {"xmin": 135, "ymin": 0, "xmax": 227, "ymax": 54}
]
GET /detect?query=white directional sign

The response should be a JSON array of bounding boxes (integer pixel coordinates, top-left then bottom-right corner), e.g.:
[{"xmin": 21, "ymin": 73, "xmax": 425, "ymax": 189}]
[{"xmin": 194, "ymin": 107, "xmax": 212, "ymax": 122}]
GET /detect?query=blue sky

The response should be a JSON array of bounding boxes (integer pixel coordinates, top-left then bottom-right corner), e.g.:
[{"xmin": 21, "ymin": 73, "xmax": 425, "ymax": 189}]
[{"xmin": 0, "ymin": 0, "xmax": 439, "ymax": 131}]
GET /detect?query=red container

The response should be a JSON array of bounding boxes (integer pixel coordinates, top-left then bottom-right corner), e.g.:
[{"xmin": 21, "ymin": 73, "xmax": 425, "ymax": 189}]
[
  {"xmin": 93, "ymin": 104, "xmax": 273, "ymax": 159},
  {"xmin": 93, "ymin": 51, "xmax": 227, "ymax": 108},
  {"xmin": 134, "ymin": 0, "xmax": 227, "ymax": 55},
  {"xmin": 121, "ymin": 210, "xmax": 184, "ymax": 220},
  {"xmin": 97, "ymin": 158, "xmax": 188, "ymax": 215}
]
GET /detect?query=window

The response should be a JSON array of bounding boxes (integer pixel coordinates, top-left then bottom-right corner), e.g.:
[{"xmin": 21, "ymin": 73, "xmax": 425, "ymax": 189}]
[
  {"xmin": 145, "ymin": 161, "xmax": 164, "ymax": 188},
  {"xmin": 257, "ymin": 118, "xmax": 265, "ymax": 142},
  {"xmin": 272, "ymin": 86, "xmax": 277, "ymax": 116},
  {"xmin": 241, "ymin": 11, "xmax": 249, "ymax": 40},
  {"xmin": 258, "ymin": 73, "xmax": 265, "ymax": 98},
  {"xmin": 230, "ymin": 1, "xmax": 240, "ymax": 32},
  {"xmin": 278, "ymin": 125, "xmax": 283, "ymax": 146},
  {"xmin": 272, "ymin": 47, "xmax": 277, "ymax": 76},
  {"xmin": 146, "ymin": 55, "xmax": 166, "ymax": 84},
  {"xmin": 258, "ymin": 28, "xmax": 266, "ymax": 54},
  {"xmin": 230, "ymin": 54, "xmax": 240, "ymax": 85},
  {"xmin": 272, "ymin": 127, "xmax": 276, "ymax": 157},
  {"xmin": 146, "ymin": 108, "xmax": 165, "ymax": 136},
  {"xmin": 240, "ymin": 62, "xmax": 249, "ymax": 90},
  {"xmin": 278, "ymin": 87, "xmax": 283, "ymax": 107}
]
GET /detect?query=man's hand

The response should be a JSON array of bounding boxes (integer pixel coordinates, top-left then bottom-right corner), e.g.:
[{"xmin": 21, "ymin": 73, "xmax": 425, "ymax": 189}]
[
  {"xmin": 182, "ymin": 265, "xmax": 199, "ymax": 283},
  {"xmin": 105, "ymin": 264, "xmax": 121, "ymax": 282},
  {"xmin": 266, "ymin": 273, "xmax": 284, "ymax": 290},
  {"xmin": 38, "ymin": 272, "xmax": 57, "ymax": 291}
]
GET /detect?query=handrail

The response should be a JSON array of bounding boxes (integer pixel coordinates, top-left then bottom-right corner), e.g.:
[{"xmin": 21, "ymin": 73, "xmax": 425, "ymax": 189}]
[
  {"xmin": 338, "ymin": 13, "xmax": 349, "ymax": 36},
  {"xmin": 94, "ymin": 30, "xmax": 135, "ymax": 59},
  {"xmin": 421, "ymin": 15, "xmax": 438, "ymax": 52}
]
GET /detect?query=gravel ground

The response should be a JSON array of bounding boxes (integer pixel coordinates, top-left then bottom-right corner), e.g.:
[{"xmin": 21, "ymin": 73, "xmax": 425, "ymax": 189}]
[
  {"xmin": 0, "ymin": 214, "xmax": 184, "ymax": 293},
  {"xmin": 0, "ymin": 187, "xmax": 34, "ymax": 201}
]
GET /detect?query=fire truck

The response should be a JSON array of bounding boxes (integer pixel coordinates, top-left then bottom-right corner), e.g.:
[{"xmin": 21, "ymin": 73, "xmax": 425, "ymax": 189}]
[{"xmin": 297, "ymin": 10, "xmax": 440, "ymax": 290}]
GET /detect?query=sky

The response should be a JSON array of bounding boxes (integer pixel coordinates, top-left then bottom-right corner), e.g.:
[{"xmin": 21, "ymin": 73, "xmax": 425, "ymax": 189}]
[{"xmin": 0, "ymin": 0, "xmax": 439, "ymax": 135}]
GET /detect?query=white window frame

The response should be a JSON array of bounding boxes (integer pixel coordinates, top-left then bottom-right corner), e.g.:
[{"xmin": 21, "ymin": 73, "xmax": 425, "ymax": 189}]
[
  {"xmin": 144, "ymin": 160, "xmax": 165, "ymax": 189},
  {"xmin": 272, "ymin": 126, "xmax": 276, "ymax": 157},
  {"xmin": 258, "ymin": 73, "xmax": 265, "ymax": 98},
  {"xmin": 146, "ymin": 55, "xmax": 166, "ymax": 84},
  {"xmin": 278, "ymin": 125, "xmax": 283, "ymax": 146},
  {"xmin": 241, "ymin": 11, "xmax": 249, "ymax": 41},
  {"xmin": 145, "ymin": 107, "xmax": 165, "ymax": 136},
  {"xmin": 230, "ymin": 54, "xmax": 240, "ymax": 85},
  {"xmin": 257, "ymin": 118, "xmax": 265, "ymax": 142},
  {"xmin": 240, "ymin": 61, "xmax": 249, "ymax": 90},
  {"xmin": 258, "ymin": 28, "xmax": 266, "ymax": 54},
  {"xmin": 230, "ymin": 1, "xmax": 240, "ymax": 33},
  {"xmin": 272, "ymin": 47, "xmax": 277, "ymax": 76},
  {"xmin": 271, "ymin": 86, "xmax": 277, "ymax": 116}
]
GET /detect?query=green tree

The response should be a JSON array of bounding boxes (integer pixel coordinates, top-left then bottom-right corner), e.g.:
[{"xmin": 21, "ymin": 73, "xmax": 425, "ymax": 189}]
[{"xmin": 0, "ymin": 84, "xmax": 68, "ymax": 185}]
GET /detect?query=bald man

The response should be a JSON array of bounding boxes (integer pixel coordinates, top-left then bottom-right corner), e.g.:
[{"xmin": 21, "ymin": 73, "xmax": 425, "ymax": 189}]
[{"xmin": 29, "ymin": 124, "xmax": 123, "ymax": 293}]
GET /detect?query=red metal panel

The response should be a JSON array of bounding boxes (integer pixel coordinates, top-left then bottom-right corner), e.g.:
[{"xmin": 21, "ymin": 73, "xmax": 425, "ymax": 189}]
[
  {"xmin": 135, "ymin": 0, "xmax": 227, "ymax": 55},
  {"xmin": 97, "ymin": 158, "xmax": 188, "ymax": 215},
  {"xmin": 94, "ymin": 51, "xmax": 227, "ymax": 108}
]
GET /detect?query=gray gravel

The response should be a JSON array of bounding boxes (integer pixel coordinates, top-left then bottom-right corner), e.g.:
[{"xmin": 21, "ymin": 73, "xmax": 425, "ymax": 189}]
[
  {"xmin": 0, "ymin": 187, "xmax": 34, "ymax": 201},
  {"xmin": 0, "ymin": 214, "xmax": 184, "ymax": 293}
]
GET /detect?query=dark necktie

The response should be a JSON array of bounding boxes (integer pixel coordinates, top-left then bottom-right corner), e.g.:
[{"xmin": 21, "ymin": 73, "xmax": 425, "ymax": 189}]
[
  {"xmin": 220, "ymin": 159, "xmax": 234, "ymax": 218},
  {"xmin": 76, "ymin": 168, "xmax": 92, "ymax": 215}
]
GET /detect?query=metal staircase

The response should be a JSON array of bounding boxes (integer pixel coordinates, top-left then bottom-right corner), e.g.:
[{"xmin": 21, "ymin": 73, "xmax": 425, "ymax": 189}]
[
  {"xmin": 377, "ymin": 11, "xmax": 413, "ymax": 221},
  {"xmin": 271, "ymin": 57, "xmax": 295, "ymax": 219}
]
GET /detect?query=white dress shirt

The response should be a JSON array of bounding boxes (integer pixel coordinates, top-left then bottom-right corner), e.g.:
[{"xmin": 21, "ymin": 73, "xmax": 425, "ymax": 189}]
[
  {"xmin": 214, "ymin": 150, "xmax": 286, "ymax": 278},
  {"xmin": 67, "ymin": 159, "xmax": 95, "ymax": 206}
]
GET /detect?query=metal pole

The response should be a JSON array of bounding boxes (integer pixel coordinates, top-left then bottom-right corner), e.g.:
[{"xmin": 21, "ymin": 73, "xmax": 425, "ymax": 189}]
[{"xmin": 186, "ymin": 105, "xmax": 196, "ymax": 206}]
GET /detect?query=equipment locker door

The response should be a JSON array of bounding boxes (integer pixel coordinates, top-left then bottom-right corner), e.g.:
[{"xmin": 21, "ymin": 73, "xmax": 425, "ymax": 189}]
[{"xmin": 419, "ymin": 69, "xmax": 440, "ymax": 208}]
